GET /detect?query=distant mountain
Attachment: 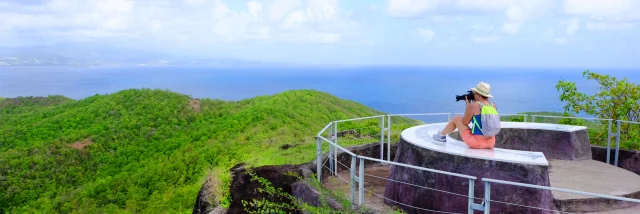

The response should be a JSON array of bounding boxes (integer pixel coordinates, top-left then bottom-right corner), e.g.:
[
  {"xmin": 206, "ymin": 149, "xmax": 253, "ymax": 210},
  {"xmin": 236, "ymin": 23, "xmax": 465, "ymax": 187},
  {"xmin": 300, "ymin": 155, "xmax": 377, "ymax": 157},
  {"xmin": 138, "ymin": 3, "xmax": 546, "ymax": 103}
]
[{"xmin": 0, "ymin": 42, "xmax": 281, "ymax": 67}]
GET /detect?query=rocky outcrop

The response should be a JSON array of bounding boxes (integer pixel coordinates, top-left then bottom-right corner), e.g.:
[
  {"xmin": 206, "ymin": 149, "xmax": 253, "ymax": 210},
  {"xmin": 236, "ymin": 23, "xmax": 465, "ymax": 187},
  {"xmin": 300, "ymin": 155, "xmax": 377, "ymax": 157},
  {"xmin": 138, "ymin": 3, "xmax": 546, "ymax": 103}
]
[
  {"xmin": 193, "ymin": 141, "xmax": 393, "ymax": 214},
  {"xmin": 226, "ymin": 163, "xmax": 309, "ymax": 214},
  {"xmin": 192, "ymin": 180, "xmax": 216, "ymax": 214},
  {"xmin": 450, "ymin": 128, "xmax": 592, "ymax": 160},
  {"xmin": 384, "ymin": 138, "xmax": 554, "ymax": 214},
  {"xmin": 591, "ymin": 145, "xmax": 640, "ymax": 175},
  {"xmin": 291, "ymin": 181, "xmax": 344, "ymax": 210}
]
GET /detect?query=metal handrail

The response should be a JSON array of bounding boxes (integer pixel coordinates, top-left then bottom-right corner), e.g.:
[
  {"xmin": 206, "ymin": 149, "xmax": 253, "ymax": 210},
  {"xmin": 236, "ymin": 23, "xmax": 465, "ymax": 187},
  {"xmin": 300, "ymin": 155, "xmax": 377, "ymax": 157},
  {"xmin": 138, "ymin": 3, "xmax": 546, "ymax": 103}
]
[
  {"xmin": 528, "ymin": 114, "xmax": 614, "ymax": 121},
  {"xmin": 317, "ymin": 122, "xmax": 333, "ymax": 136},
  {"xmin": 334, "ymin": 115, "xmax": 385, "ymax": 123},
  {"xmin": 482, "ymin": 178, "xmax": 640, "ymax": 204},
  {"xmin": 358, "ymin": 156, "xmax": 477, "ymax": 180},
  {"xmin": 318, "ymin": 135, "xmax": 356, "ymax": 157},
  {"xmin": 617, "ymin": 120, "xmax": 640, "ymax": 125},
  {"xmin": 387, "ymin": 113, "xmax": 451, "ymax": 116}
]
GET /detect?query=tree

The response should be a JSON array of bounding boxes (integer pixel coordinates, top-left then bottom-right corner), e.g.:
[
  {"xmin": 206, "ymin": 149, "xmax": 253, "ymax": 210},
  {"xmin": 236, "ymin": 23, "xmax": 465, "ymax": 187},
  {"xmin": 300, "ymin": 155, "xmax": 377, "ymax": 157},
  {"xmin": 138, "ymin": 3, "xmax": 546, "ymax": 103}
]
[{"xmin": 556, "ymin": 70, "xmax": 640, "ymax": 150}]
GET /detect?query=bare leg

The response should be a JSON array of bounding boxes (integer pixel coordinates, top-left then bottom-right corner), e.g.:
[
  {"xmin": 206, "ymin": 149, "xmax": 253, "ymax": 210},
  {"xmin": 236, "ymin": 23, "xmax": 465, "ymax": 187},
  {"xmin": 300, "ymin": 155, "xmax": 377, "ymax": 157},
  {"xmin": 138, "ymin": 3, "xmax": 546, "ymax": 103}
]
[{"xmin": 440, "ymin": 115, "xmax": 470, "ymax": 135}]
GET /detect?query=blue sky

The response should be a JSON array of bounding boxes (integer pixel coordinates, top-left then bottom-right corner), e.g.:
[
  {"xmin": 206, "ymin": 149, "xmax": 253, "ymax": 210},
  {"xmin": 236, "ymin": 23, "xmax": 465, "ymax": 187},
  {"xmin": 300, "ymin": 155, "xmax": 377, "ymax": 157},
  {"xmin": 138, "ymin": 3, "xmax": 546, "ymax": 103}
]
[{"xmin": 1, "ymin": 0, "xmax": 639, "ymax": 68}]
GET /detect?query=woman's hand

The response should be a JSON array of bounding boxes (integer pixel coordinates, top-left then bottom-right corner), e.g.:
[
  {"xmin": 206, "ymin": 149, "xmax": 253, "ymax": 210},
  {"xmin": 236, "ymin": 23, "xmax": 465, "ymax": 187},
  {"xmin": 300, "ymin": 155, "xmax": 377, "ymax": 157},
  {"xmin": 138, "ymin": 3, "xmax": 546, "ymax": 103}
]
[
  {"xmin": 462, "ymin": 96, "xmax": 473, "ymax": 124},
  {"xmin": 464, "ymin": 96, "xmax": 472, "ymax": 110}
]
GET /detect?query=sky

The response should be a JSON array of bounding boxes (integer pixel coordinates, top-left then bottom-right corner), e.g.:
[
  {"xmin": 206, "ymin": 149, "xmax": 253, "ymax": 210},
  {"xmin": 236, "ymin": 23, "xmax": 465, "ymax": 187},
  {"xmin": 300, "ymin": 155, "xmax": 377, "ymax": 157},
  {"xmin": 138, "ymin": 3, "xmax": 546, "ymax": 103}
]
[{"xmin": 1, "ymin": 0, "xmax": 639, "ymax": 68}]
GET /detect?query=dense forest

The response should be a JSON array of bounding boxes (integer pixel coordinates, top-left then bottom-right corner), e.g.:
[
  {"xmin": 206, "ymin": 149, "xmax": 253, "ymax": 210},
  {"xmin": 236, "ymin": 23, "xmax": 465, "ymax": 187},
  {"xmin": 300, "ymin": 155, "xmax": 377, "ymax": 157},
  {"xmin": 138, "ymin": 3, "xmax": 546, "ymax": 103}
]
[{"xmin": 0, "ymin": 89, "xmax": 400, "ymax": 213}]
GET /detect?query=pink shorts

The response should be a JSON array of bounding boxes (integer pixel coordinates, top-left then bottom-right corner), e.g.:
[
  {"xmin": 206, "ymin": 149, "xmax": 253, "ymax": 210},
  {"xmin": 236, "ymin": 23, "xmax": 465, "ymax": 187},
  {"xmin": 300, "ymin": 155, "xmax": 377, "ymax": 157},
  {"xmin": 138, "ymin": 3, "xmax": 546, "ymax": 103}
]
[{"xmin": 460, "ymin": 129, "xmax": 496, "ymax": 149}]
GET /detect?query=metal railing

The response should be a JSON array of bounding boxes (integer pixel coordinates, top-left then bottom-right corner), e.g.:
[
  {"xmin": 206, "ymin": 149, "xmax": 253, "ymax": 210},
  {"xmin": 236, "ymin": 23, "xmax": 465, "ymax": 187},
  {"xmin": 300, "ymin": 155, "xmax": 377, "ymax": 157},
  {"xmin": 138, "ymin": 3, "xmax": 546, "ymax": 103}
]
[
  {"xmin": 481, "ymin": 178, "xmax": 640, "ymax": 214},
  {"xmin": 315, "ymin": 112, "xmax": 640, "ymax": 213}
]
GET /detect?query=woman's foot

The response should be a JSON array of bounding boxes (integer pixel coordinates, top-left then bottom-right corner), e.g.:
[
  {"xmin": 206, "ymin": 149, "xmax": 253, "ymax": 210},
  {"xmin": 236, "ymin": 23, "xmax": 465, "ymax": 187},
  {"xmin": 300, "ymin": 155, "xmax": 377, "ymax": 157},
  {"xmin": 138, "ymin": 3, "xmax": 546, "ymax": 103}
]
[{"xmin": 432, "ymin": 131, "xmax": 446, "ymax": 142}]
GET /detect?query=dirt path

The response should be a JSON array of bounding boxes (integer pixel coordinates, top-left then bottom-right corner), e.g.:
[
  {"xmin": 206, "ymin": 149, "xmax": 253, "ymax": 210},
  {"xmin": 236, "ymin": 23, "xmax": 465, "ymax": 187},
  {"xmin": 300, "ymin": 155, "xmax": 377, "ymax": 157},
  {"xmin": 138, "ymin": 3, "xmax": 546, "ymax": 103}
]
[{"xmin": 323, "ymin": 164, "xmax": 397, "ymax": 213}]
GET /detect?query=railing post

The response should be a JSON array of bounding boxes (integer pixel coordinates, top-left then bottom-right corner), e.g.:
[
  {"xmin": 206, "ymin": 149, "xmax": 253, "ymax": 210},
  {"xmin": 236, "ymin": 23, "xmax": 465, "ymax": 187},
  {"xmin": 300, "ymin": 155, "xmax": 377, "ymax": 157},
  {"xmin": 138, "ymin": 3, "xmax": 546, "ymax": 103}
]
[
  {"xmin": 316, "ymin": 136, "xmax": 322, "ymax": 182},
  {"xmin": 329, "ymin": 122, "xmax": 335, "ymax": 175},
  {"xmin": 387, "ymin": 115, "xmax": 391, "ymax": 161},
  {"xmin": 380, "ymin": 116, "xmax": 384, "ymax": 160},
  {"xmin": 350, "ymin": 155, "xmax": 356, "ymax": 203},
  {"xmin": 468, "ymin": 178, "xmax": 475, "ymax": 214},
  {"xmin": 484, "ymin": 181, "xmax": 491, "ymax": 214},
  {"xmin": 333, "ymin": 121, "xmax": 338, "ymax": 175},
  {"xmin": 607, "ymin": 119, "xmax": 612, "ymax": 164},
  {"xmin": 359, "ymin": 157, "xmax": 365, "ymax": 205},
  {"xmin": 328, "ymin": 145, "xmax": 334, "ymax": 176},
  {"xmin": 531, "ymin": 115, "xmax": 536, "ymax": 123},
  {"xmin": 523, "ymin": 114, "xmax": 528, "ymax": 122},
  {"xmin": 615, "ymin": 120, "xmax": 621, "ymax": 167}
]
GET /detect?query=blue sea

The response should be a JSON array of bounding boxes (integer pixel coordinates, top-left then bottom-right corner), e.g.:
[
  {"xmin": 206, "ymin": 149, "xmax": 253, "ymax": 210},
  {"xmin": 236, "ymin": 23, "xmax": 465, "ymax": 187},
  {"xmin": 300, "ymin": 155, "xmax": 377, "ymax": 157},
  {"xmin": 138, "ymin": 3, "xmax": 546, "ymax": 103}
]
[{"xmin": 1, "ymin": 66, "xmax": 639, "ymax": 121}]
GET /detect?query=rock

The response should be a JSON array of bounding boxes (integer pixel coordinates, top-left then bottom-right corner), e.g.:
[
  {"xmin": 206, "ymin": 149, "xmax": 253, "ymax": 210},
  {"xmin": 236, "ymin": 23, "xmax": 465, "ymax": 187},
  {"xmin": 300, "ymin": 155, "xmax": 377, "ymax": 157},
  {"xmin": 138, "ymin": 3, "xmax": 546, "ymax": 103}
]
[
  {"xmin": 291, "ymin": 181, "xmax": 344, "ymax": 210},
  {"xmin": 384, "ymin": 138, "xmax": 554, "ymax": 214},
  {"xmin": 281, "ymin": 144, "xmax": 293, "ymax": 150},
  {"xmin": 192, "ymin": 141, "xmax": 395, "ymax": 214},
  {"xmin": 227, "ymin": 164, "xmax": 306, "ymax": 214},
  {"xmin": 450, "ymin": 128, "xmax": 592, "ymax": 160},
  {"xmin": 192, "ymin": 179, "xmax": 215, "ymax": 214},
  {"xmin": 208, "ymin": 207, "xmax": 227, "ymax": 214}
]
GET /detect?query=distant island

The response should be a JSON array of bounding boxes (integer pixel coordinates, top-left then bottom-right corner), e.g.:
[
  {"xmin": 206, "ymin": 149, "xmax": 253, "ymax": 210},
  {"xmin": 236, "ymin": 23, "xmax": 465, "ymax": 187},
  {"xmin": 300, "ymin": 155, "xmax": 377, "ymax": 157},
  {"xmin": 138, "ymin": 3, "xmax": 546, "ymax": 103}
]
[{"xmin": 0, "ymin": 42, "xmax": 282, "ymax": 67}]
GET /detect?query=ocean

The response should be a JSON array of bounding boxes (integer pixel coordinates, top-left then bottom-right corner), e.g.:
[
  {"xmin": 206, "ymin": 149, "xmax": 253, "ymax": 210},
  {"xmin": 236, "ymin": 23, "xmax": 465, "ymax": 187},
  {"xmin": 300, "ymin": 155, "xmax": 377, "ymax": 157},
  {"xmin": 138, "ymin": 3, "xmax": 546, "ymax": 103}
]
[{"xmin": 1, "ymin": 66, "xmax": 638, "ymax": 121}]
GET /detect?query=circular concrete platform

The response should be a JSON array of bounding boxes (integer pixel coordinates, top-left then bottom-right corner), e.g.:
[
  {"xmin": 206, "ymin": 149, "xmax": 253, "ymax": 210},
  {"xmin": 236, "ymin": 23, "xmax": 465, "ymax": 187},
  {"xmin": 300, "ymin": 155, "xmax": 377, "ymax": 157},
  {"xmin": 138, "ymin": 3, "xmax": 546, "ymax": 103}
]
[
  {"xmin": 329, "ymin": 122, "xmax": 640, "ymax": 213},
  {"xmin": 549, "ymin": 159, "xmax": 640, "ymax": 212}
]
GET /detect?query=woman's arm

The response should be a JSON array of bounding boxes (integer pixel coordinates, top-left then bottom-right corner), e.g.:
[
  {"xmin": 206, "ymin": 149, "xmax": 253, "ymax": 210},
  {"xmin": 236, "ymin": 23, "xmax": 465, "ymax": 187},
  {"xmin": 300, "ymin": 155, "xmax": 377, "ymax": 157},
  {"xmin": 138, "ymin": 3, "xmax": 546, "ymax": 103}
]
[{"xmin": 462, "ymin": 99, "xmax": 474, "ymax": 124}]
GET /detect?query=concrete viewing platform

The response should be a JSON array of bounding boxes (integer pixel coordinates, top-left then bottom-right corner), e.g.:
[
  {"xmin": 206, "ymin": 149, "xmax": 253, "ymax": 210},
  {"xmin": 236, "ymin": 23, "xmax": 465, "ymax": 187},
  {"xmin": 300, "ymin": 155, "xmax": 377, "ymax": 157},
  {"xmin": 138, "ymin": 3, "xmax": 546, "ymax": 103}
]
[
  {"xmin": 323, "ymin": 122, "xmax": 640, "ymax": 213},
  {"xmin": 402, "ymin": 122, "xmax": 554, "ymax": 166}
]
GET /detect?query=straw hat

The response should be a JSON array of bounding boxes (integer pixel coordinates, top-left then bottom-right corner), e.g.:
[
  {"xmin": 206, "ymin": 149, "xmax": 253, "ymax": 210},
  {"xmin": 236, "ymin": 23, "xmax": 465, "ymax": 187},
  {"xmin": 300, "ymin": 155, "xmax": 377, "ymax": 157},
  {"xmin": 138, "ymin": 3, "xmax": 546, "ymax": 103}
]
[{"xmin": 471, "ymin": 81, "xmax": 493, "ymax": 98}]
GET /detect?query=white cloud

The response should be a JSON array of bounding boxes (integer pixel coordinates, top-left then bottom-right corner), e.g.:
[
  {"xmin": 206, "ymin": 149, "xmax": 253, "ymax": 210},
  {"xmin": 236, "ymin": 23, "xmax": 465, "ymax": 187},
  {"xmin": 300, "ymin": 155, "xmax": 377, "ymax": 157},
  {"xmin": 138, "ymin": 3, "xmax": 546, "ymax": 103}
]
[
  {"xmin": 563, "ymin": 0, "xmax": 640, "ymax": 21},
  {"xmin": 562, "ymin": 0, "xmax": 640, "ymax": 33},
  {"xmin": 471, "ymin": 35, "xmax": 501, "ymax": 43},
  {"xmin": 0, "ymin": 0, "xmax": 361, "ymax": 46},
  {"xmin": 268, "ymin": 0, "xmax": 302, "ymax": 21},
  {"xmin": 416, "ymin": 28, "xmax": 435, "ymax": 41},
  {"xmin": 542, "ymin": 17, "xmax": 580, "ymax": 45},
  {"xmin": 586, "ymin": 21, "xmax": 636, "ymax": 31},
  {"xmin": 566, "ymin": 17, "xmax": 580, "ymax": 35},
  {"xmin": 386, "ymin": 0, "xmax": 439, "ymax": 18},
  {"xmin": 502, "ymin": 22, "xmax": 521, "ymax": 35},
  {"xmin": 386, "ymin": 0, "xmax": 555, "ymax": 37},
  {"xmin": 247, "ymin": 1, "xmax": 263, "ymax": 19},
  {"xmin": 544, "ymin": 17, "xmax": 582, "ymax": 45},
  {"xmin": 386, "ymin": 0, "xmax": 554, "ymax": 17},
  {"xmin": 469, "ymin": 24, "xmax": 501, "ymax": 43}
]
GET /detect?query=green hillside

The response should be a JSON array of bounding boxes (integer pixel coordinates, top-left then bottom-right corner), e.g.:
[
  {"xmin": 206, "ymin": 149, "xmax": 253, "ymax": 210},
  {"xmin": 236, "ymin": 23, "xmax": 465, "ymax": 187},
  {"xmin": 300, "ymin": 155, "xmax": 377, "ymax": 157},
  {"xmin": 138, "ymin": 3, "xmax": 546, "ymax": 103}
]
[{"xmin": 0, "ymin": 89, "xmax": 413, "ymax": 213}]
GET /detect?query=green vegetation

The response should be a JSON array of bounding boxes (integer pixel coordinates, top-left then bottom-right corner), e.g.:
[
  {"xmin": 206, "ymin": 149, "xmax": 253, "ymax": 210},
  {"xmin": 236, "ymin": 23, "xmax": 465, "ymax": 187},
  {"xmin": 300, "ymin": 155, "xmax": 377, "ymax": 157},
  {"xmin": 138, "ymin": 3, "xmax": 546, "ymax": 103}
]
[
  {"xmin": 0, "ymin": 89, "xmax": 417, "ymax": 213},
  {"xmin": 503, "ymin": 71, "xmax": 640, "ymax": 150},
  {"xmin": 556, "ymin": 70, "xmax": 640, "ymax": 150},
  {"xmin": 0, "ymin": 95, "xmax": 74, "ymax": 114}
]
